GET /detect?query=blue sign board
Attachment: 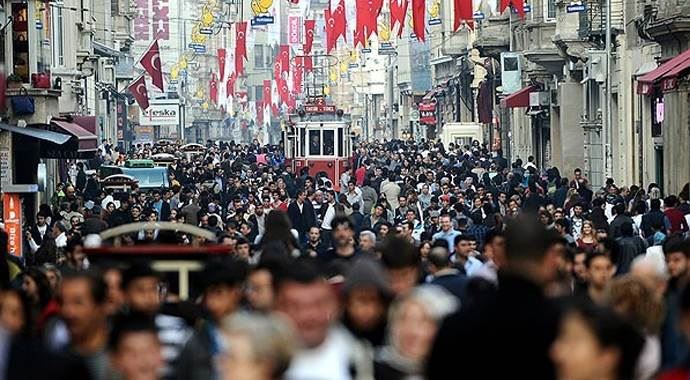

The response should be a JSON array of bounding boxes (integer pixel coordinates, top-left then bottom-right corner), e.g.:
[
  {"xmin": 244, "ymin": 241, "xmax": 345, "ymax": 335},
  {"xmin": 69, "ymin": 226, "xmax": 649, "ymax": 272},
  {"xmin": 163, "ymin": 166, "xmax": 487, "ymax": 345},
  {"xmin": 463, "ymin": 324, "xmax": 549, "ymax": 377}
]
[
  {"xmin": 566, "ymin": 3, "xmax": 586, "ymax": 12},
  {"xmin": 473, "ymin": 11, "xmax": 485, "ymax": 20},
  {"xmin": 200, "ymin": 27, "xmax": 214, "ymax": 35},
  {"xmin": 429, "ymin": 18, "xmax": 441, "ymax": 25},
  {"xmin": 251, "ymin": 16, "xmax": 274, "ymax": 26}
]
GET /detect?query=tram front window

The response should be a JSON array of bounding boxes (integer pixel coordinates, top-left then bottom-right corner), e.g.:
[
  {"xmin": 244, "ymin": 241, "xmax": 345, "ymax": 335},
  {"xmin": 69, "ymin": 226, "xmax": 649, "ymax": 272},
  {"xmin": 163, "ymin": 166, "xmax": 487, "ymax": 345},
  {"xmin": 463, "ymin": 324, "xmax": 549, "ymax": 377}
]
[
  {"xmin": 323, "ymin": 130, "xmax": 335, "ymax": 156},
  {"xmin": 309, "ymin": 130, "xmax": 321, "ymax": 155}
]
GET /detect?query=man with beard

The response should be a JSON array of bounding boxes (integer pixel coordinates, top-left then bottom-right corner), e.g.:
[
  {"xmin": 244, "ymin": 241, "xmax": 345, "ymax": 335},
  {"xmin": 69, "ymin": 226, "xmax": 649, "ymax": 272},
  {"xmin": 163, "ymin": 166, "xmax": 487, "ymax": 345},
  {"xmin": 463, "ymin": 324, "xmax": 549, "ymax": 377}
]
[{"xmin": 319, "ymin": 216, "xmax": 359, "ymax": 264}]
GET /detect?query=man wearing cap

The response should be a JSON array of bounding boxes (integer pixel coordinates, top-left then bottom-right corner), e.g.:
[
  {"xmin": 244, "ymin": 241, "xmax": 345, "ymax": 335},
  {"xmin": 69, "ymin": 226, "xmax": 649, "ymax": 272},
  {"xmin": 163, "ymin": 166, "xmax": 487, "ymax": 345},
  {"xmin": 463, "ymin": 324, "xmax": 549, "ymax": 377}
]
[{"xmin": 176, "ymin": 258, "xmax": 248, "ymax": 379}]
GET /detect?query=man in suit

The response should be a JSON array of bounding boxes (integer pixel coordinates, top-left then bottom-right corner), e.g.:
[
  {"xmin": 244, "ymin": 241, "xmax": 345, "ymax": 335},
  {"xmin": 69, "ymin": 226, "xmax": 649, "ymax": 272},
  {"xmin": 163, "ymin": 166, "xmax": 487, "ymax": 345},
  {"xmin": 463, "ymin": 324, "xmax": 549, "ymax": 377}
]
[{"xmin": 288, "ymin": 189, "xmax": 317, "ymax": 242}]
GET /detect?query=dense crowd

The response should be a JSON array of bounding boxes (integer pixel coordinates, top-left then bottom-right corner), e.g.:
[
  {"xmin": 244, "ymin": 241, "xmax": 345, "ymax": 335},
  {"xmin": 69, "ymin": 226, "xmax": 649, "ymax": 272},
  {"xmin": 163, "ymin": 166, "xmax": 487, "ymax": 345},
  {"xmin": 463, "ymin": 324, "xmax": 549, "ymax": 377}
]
[{"xmin": 1, "ymin": 137, "xmax": 690, "ymax": 379}]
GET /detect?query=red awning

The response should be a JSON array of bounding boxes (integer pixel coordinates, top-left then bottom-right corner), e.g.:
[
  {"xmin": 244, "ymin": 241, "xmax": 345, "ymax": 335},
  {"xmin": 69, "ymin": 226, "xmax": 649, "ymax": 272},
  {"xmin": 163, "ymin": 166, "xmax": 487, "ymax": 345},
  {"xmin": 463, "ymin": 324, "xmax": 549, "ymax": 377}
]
[
  {"xmin": 51, "ymin": 120, "xmax": 98, "ymax": 152},
  {"xmin": 637, "ymin": 49, "xmax": 690, "ymax": 95},
  {"xmin": 500, "ymin": 85, "xmax": 537, "ymax": 108}
]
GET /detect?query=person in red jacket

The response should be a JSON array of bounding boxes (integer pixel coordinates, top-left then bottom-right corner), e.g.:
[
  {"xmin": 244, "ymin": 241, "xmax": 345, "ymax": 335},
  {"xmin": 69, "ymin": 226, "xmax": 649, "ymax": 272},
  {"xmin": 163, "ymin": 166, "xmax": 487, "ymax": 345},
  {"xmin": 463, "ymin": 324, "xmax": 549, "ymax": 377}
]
[{"xmin": 664, "ymin": 195, "xmax": 689, "ymax": 234}]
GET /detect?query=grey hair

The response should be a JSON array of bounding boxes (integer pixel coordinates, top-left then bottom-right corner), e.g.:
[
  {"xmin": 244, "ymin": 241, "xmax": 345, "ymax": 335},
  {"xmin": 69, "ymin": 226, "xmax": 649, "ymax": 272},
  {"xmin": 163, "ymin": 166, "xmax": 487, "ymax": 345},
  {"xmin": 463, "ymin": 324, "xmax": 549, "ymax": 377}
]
[
  {"xmin": 220, "ymin": 312, "xmax": 296, "ymax": 378},
  {"xmin": 359, "ymin": 230, "xmax": 376, "ymax": 243},
  {"xmin": 389, "ymin": 285, "xmax": 458, "ymax": 324},
  {"xmin": 631, "ymin": 251, "xmax": 669, "ymax": 281}
]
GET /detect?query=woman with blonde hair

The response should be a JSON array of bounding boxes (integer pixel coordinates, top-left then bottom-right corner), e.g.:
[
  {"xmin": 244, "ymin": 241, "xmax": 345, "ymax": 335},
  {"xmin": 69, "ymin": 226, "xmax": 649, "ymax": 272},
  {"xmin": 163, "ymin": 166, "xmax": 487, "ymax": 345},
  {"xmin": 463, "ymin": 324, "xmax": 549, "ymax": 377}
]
[{"xmin": 576, "ymin": 220, "xmax": 598, "ymax": 254}]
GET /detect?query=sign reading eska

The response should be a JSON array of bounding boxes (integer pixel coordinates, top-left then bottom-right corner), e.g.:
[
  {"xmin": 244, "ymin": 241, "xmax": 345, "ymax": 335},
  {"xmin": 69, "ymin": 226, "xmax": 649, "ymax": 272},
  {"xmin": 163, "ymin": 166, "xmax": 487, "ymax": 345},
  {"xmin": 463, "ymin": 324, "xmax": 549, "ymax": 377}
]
[
  {"xmin": 140, "ymin": 99, "xmax": 181, "ymax": 126},
  {"xmin": 419, "ymin": 102, "xmax": 436, "ymax": 125}
]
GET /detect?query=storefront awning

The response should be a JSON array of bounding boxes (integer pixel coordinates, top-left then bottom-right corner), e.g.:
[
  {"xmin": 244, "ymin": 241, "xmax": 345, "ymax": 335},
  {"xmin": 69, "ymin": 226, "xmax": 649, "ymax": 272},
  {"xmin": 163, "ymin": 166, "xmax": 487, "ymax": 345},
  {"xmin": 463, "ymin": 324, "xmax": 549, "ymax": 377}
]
[
  {"xmin": 38, "ymin": 120, "xmax": 98, "ymax": 159},
  {"xmin": 637, "ymin": 49, "xmax": 690, "ymax": 95},
  {"xmin": 0, "ymin": 123, "xmax": 71, "ymax": 145},
  {"xmin": 500, "ymin": 85, "xmax": 537, "ymax": 108}
]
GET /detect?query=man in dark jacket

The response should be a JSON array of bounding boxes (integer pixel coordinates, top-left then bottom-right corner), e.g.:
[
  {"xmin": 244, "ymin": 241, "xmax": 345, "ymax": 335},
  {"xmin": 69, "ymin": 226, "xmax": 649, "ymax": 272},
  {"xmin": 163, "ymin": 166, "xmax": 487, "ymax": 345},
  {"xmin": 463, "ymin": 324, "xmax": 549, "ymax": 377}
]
[
  {"xmin": 427, "ymin": 217, "xmax": 562, "ymax": 380},
  {"xmin": 615, "ymin": 221, "xmax": 648, "ymax": 275},
  {"xmin": 642, "ymin": 198, "xmax": 670, "ymax": 238},
  {"xmin": 428, "ymin": 246, "xmax": 468, "ymax": 300},
  {"xmin": 609, "ymin": 202, "xmax": 634, "ymax": 240},
  {"xmin": 287, "ymin": 190, "xmax": 317, "ymax": 242}
]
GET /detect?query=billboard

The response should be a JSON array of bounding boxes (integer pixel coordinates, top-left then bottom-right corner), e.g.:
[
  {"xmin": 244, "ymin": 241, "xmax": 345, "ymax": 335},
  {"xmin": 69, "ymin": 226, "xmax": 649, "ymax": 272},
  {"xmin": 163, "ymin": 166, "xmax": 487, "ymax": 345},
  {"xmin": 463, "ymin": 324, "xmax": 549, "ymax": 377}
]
[{"xmin": 140, "ymin": 99, "xmax": 181, "ymax": 126}]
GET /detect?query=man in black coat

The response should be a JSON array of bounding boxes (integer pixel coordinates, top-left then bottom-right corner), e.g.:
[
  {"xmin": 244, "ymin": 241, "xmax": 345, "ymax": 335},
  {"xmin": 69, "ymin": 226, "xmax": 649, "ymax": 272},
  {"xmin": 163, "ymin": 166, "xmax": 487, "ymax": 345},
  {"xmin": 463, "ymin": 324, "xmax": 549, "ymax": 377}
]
[
  {"xmin": 287, "ymin": 189, "xmax": 317, "ymax": 242},
  {"xmin": 427, "ymin": 216, "xmax": 563, "ymax": 380}
]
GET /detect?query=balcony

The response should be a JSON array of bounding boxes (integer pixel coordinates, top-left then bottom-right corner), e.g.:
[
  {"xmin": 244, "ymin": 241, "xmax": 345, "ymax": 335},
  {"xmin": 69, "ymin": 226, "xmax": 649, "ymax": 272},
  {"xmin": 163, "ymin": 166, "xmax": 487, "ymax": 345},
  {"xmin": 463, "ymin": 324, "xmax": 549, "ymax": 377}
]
[
  {"xmin": 473, "ymin": 15, "xmax": 510, "ymax": 60},
  {"xmin": 522, "ymin": 20, "xmax": 565, "ymax": 76}
]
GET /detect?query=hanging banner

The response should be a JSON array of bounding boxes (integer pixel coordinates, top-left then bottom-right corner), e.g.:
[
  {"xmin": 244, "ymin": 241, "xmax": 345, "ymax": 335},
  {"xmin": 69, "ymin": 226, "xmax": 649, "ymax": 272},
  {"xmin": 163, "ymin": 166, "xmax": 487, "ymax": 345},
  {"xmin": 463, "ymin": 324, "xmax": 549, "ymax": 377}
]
[
  {"xmin": 288, "ymin": 15, "xmax": 301, "ymax": 45},
  {"xmin": 3, "ymin": 193, "xmax": 22, "ymax": 258}
]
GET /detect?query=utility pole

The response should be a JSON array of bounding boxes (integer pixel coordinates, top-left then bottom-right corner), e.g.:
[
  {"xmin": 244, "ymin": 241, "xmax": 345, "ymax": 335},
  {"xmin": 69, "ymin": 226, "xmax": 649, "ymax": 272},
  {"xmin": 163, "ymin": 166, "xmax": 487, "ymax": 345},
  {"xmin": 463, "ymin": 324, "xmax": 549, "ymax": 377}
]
[{"xmin": 604, "ymin": 0, "xmax": 613, "ymax": 180}]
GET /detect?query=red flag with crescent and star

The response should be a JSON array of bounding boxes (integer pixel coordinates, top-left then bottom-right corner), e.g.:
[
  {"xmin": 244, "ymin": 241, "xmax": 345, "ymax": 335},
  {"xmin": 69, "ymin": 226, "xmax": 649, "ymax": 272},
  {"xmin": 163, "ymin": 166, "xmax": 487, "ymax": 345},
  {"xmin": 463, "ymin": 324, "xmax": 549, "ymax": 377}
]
[
  {"xmin": 139, "ymin": 40, "xmax": 164, "ymax": 91},
  {"xmin": 325, "ymin": 9, "xmax": 336, "ymax": 52},
  {"xmin": 235, "ymin": 22, "xmax": 248, "ymax": 75},
  {"xmin": 390, "ymin": 0, "xmax": 408, "ymax": 37},
  {"xmin": 128, "ymin": 75, "xmax": 149, "ymax": 110},
  {"xmin": 333, "ymin": 0, "xmax": 347, "ymax": 42},
  {"xmin": 279, "ymin": 45, "xmax": 290, "ymax": 78},
  {"xmin": 304, "ymin": 19, "xmax": 315, "ymax": 54},
  {"xmin": 499, "ymin": 0, "xmax": 525, "ymax": 18},
  {"xmin": 263, "ymin": 79, "xmax": 272, "ymax": 111},
  {"xmin": 293, "ymin": 57, "xmax": 303, "ymax": 96},
  {"xmin": 303, "ymin": 43, "xmax": 313, "ymax": 72},
  {"xmin": 256, "ymin": 101, "xmax": 264, "ymax": 126},
  {"xmin": 454, "ymin": 0, "xmax": 474, "ymax": 31},
  {"xmin": 217, "ymin": 49, "xmax": 227, "ymax": 82},
  {"xmin": 210, "ymin": 74, "xmax": 218, "ymax": 104},
  {"xmin": 227, "ymin": 73, "xmax": 236, "ymax": 98},
  {"xmin": 366, "ymin": 0, "xmax": 384, "ymax": 38},
  {"xmin": 412, "ymin": 0, "xmax": 425, "ymax": 41}
]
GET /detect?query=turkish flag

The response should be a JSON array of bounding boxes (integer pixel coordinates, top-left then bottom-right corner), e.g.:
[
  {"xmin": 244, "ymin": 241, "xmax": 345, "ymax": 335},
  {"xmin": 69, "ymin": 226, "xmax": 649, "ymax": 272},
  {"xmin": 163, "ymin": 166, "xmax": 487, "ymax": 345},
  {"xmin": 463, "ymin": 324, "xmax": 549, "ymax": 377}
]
[
  {"xmin": 391, "ymin": 0, "xmax": 408, "ymax": 37},
  {"xmin": 304, "ymin": 19, "xmax": 315, "ymax": 53},
  {"xmin": 366, "ymin": 0, "xmax": 384, "ymax": 38},
  {"xmin": 325, "ymin": 9, "xmax": 336, "ymax": 52},
  {"xmin": 257, "ymin": 101, "xmax": 264, "ymax": 126},
  {"xmin": 454, "ymin": 0, "xmax": 473, "ymax": 31},
  {"xmin": 333, "ymin": 0, "xmax": 347, "ymax": 42},
  {"xmin": 279, "ymin": 79, "xmax": 290, "ymax": 106},
  {"xmin": 293, "ymin": 57, "xmax": 303, "ymax": 95},
  {"xmin": 499, "ymin": 0, "xmax": 525, "ymax": 18},
  {"xmin": 210, "ymin": 74, "xmax": 218, "ymax": 104},
  {"xmin": 128, "ymin": 75, "xmax": 149, "ymax": 110},
  {"xmin": 412, "ymin": 0, "xmax": 425, "ymax": 41},
  {"xmin": 303, "ymin": 45, "xmax": 313, "ymax": 71},
  {"xmin": 217, "ymin": 48, "xmax": 227, "ymax": 81},
  {"xmin": 279, "ymin": 45, "xmax": 290, "ymax": 77},
  {"xmin": 354, "ymin": 0, "xmax": 367, "ymax": 47},
  {"xmin": 235, "ymin": 22, "xmax": 247, "ymax": 75},
  {"xmin": 139, "ymin": 40, "xmax": 164, "ymax": 91},
  {"xmin": 227, "ymin": 73, "xmax": 236, "ymax": 98},
  {"xmin": 263, "ymin": 79, "xmax": 272, "ymax": 109}
]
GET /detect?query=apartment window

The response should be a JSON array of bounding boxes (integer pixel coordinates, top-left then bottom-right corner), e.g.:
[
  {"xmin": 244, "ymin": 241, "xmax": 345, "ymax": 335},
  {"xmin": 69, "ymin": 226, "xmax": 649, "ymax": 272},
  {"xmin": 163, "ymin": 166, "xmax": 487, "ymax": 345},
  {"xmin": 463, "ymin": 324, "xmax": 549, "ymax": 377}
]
[
  {"xmin": 544, "ymin": 0, "xmax": 556, "ymax": 21},
  {"xmin": 51, "ymin": 6, "xmax": 64, "ymax": 66},
  {"xmin": 254, "ymin": 45, "xmax": 264, "ymax": 68},
  {"xmin": 255, "ymin": 85, "xmax": 263, "ymax": 101},
  {"xmin": 11, "ymin": 3, "xmax": 30, "ymax": 82}
]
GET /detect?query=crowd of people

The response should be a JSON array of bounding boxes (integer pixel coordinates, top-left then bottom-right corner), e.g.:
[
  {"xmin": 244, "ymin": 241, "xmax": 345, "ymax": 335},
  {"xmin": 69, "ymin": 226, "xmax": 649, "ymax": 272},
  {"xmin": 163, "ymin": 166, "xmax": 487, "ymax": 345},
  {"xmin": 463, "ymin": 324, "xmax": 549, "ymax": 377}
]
[{"xmin": 1, "ymin": 137, "xmax": 690, "ymax": 379}]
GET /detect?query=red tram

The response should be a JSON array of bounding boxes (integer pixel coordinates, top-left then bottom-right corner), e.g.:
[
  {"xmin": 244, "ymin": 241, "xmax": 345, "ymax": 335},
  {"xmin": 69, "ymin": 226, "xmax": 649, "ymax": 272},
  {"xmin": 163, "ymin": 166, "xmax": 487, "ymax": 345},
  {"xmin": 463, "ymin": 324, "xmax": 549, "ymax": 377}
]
[{"xmin": 283, "ymin": 99, "xmax": 352, "ymax": 191}]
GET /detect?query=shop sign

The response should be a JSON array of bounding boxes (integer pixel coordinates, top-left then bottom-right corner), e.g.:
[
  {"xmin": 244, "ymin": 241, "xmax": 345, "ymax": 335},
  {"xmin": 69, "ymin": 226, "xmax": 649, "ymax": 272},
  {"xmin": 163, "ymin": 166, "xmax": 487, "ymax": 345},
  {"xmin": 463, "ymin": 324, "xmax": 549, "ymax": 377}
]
[
  {"xmin": 140, "ymin": 99, "xmax": 180, "ymax": 126},
  {"xmin": 419, "ymin": 102, "xmax": 436, "ymax": 125},
  {"xmin": 3, "ymin": 194, "xmax": 22, "ymax": 257}
]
